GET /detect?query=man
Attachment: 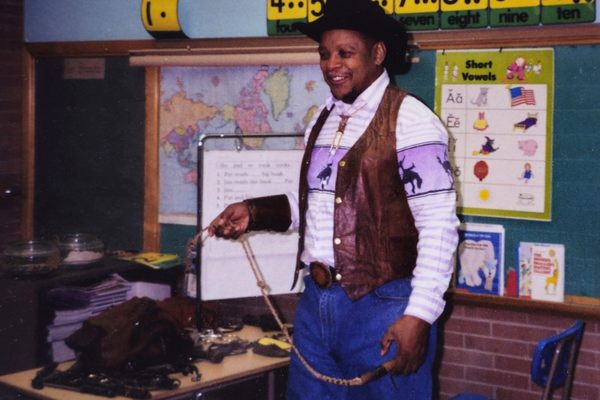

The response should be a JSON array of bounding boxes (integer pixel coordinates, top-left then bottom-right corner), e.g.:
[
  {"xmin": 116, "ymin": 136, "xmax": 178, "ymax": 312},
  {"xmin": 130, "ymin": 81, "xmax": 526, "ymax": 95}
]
[{"xmin": 208, "ymin": 0, "xmax": 458, "ymax": 398}]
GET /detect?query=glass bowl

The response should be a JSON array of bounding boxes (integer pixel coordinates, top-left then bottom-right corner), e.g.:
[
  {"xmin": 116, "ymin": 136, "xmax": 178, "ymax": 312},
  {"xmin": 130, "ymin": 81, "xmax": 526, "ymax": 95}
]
[
  {"xmin": 58, "ymin": 233, "xmax": 105, "ymax": 265},
  {"xmin": 2, "ymin": 240, "xmax": 60, "ymax": 277}
]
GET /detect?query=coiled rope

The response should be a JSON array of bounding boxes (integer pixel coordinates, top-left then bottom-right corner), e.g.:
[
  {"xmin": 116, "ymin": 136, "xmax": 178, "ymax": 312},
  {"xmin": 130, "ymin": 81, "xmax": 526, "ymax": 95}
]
[{"xmin": 186, "ymin": 229, "xmax": 393, "ymax": 386}]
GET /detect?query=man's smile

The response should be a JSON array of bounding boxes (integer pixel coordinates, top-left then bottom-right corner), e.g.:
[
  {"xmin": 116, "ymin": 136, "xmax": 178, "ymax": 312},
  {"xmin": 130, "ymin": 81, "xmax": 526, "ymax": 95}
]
[{"xmin": 328, "ymin": 73, "xmax": 350, "ymax": 84}]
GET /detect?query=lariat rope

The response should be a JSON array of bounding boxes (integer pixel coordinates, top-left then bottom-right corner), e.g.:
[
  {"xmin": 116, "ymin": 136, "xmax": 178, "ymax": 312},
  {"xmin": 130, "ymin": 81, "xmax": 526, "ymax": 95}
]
[{"xmin": 185, "ymin": 228, "xmax": 393, "ymax": 386}]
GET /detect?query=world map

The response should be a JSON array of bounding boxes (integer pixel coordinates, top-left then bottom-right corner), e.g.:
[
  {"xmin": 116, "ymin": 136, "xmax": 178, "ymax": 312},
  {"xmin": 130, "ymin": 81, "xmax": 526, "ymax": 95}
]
[{"xmin": 159, "ymin": 65, "xmax": 329, "ymax": 224}]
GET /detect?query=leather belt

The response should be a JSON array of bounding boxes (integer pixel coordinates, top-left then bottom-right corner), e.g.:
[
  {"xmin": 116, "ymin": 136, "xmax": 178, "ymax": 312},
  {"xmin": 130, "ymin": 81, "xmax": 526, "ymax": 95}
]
[{"xmin": 309, "ymin": 261, "xmax": 341, "ymax": 289}]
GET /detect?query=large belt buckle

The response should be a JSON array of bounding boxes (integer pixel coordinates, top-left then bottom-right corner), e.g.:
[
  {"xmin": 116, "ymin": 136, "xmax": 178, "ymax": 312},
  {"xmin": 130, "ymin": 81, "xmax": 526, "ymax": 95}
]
[{"xmin": 309, "ymin": 261, "xmax": 333, "ymax": 289}]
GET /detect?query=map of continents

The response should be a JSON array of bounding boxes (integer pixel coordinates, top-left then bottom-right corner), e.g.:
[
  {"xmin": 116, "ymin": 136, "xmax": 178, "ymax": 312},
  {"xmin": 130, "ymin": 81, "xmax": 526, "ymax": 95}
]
[{"xmin": 159, "ymin": 65, "xmax": 329, "ymax": 224}]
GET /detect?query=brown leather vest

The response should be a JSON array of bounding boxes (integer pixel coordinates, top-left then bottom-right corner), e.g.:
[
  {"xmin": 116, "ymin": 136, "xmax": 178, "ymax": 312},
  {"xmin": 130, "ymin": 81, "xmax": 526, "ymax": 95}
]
[{"xmin": 296, "ymin": 85, "xmax": 419, "ymax": 300}]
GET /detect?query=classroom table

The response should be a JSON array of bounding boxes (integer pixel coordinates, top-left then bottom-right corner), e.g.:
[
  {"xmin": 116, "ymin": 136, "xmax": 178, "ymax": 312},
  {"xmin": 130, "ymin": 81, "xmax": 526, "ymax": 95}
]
[{"xmin": 0, "ymin": 325, "xmax": 289, "ymax": 400}]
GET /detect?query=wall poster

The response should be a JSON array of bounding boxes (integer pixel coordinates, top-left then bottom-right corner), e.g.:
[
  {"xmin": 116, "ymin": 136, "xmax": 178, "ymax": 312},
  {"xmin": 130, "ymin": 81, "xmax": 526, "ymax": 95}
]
[
  {"xmin": 435, "ymin": 48, "xmax": 554, "ymax": 220},
  {"xmin": 158, "ymin": 65, "xmax": 328, "ymax": 225},
  {"xmin": 196, "ymin": 139, "xmax": 305, "ymax": 300}
]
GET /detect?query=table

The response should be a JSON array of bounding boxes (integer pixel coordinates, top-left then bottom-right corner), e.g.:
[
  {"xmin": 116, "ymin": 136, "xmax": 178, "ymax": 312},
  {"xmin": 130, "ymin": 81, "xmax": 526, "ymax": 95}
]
[{"xmin": 0, "ymin": 326, "xmax": 289, "ymax": 400}]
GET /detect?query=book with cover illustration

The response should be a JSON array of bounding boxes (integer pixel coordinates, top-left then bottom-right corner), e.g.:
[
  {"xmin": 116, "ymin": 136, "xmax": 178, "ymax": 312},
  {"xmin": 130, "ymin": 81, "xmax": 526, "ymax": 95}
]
[
  {"xmin": 455, "ymin": 223, "xmax": 505, "ymax": 296},
  {"xmin": 518, "ymin": 242, "xmax": 564, "ymax": 302},
  {"xmin": 517, "ymin": 242, "xmax": 534, "ymax": 298},
  {"xmin": 118, "ymin": 252, "xmax": 182, "ymax": 269}
]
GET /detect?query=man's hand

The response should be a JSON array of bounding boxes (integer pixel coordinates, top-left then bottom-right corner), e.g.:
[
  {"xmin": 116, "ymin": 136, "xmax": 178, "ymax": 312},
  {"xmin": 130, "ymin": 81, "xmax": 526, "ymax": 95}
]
[
  {"xmin": 380, "ymin": 315, "xmax": 430, "ymax": 375},
  {"xmin": 207, "ymin": 202, "xmax": 250, "ymax": 239}
]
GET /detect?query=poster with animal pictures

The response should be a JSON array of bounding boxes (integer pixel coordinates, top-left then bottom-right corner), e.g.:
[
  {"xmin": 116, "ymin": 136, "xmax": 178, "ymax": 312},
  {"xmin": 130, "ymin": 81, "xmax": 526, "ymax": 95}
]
[
  {"xmin": 518, "ymin": 242, "xmax": 565, "ymax": 303},
  {"xmin": 435, "ymin": 48, "xmax": 554, "ymax": 221},
  {"xmin": 455, "ymin": 223, "xmax": 505, "ymax": 296}
]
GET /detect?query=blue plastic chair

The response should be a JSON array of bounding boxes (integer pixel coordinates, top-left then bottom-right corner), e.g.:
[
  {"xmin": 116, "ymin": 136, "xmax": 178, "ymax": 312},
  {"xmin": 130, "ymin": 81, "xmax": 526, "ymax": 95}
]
[{"xmin": 451, "ymin": 320, "xmax": 585, "ymax": 400}]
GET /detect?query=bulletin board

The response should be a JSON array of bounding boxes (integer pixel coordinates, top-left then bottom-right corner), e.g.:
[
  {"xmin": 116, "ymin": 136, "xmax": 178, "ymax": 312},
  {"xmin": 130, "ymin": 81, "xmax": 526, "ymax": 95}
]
[{"xmin": 194, "ymin": 134, "xmax": 305, "ymax": 300}]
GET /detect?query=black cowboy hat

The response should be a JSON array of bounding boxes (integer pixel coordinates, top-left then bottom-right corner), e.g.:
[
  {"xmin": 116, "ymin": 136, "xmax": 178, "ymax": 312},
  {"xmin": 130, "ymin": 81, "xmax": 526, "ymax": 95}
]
[{"xmin": 293, "ymin": 0, "xmax": 409, "ymax": 73}]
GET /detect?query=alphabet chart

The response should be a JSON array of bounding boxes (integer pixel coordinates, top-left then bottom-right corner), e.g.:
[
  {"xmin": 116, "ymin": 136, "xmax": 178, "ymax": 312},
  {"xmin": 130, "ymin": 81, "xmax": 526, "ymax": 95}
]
[{"xmin": 435, "ymin": 48, "xmax": 554, "ymax": 221}]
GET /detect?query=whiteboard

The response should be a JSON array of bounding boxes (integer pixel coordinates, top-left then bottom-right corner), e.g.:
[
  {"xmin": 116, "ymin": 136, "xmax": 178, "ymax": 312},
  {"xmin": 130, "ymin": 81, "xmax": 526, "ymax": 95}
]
[{"xmin": 196, "ymin": 136, "xmax": 305, "ymax": 300}]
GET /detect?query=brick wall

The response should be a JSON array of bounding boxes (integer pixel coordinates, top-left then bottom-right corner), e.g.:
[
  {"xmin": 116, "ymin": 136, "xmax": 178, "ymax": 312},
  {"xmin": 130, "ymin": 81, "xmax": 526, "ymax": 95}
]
[
  {"xmin": 438, "ymin": 304, "xmax": 599, "ymax": 400},
  {"xmin": 215, "ymin": 296, "xmax": 599, "ymax": 399},
  {"xmin": 0, "ymin": 0, "xmax": 24, "ymax": 247}
]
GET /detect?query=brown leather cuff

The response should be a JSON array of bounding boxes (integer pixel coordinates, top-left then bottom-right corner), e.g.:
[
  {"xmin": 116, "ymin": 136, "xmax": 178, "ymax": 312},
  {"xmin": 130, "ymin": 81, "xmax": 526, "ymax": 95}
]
[{"xmin": 243, "ymin": 194, "xmax": 291, "ymax": 232}]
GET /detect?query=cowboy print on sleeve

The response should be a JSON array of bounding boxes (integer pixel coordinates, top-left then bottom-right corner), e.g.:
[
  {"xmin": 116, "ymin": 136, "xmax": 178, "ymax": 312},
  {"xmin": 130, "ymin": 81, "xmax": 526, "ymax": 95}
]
[
  {"xmin": 397, "ymin": 143, "xmax": 454, "ymax": 198},
  {"xmin": 395, "ymin": 95, "xmax": 459, "ymax": 323}
]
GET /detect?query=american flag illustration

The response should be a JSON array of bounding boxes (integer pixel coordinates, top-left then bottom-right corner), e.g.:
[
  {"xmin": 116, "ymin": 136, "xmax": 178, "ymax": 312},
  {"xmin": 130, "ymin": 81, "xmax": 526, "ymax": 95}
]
[{"xmin": 509, "ymin": 86, "xmax": 536, "ymax": 107}]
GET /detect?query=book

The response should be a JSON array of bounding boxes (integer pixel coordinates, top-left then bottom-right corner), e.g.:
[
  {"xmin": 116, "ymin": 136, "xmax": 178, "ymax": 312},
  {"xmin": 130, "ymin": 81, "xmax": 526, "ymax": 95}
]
[
  {"xmin": 455, "ymin": 223, "xmax": 505, "ymax": 295},
  {"xmin": 126, "ymin": 281, "xmax": 171, "ymax": 301},
  {"xmin": 118, "ymin": 252, "xmax": 182, "ymax": 269},
  {"xmin": 517, "ymin": 242, "xmax": 534, "ymax": 298},
  {"xmin": 518, "ymin": 242, "xmax": 565, "ymax": 302}
]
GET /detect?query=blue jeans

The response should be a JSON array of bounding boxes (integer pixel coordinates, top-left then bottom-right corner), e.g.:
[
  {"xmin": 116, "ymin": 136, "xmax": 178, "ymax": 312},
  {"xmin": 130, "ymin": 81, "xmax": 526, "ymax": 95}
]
[{"xmin": 286, "ymin": 276, "xmax": 437, "ymax": 400}]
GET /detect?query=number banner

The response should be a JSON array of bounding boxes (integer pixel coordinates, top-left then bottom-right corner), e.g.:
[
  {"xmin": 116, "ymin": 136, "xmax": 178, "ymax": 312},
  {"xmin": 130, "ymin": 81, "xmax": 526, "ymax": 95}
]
[
  {"xmin": 373, "ymin": 0, "xmax": 394, "ymax": 14},
  {"xmin": 440, "ymin": 0, "xmax": 489, "ymax": 29},
  {"xmin": 491, "ymin": 0, "xmax": 540, "ymax": 6},
  {"xmin": 308, "ymin": 0, "xmax": 326, "ymax": 22},
  {"xmin": 267, "ymin": 0, "xmax": 308, "ymax": 20},
  {"xmin": 267, "ymin": 0, "xmax": 596, "ymax": 35},
  {"xmin": 266, "ymin": 0, "xmax": 308, "ymax": 35},
  {"xmin": 396, "ymin": 0, "xmax": 440, "ymax": 13},
  {"xmin": 489, "ymin": 0, "xmax": 541, "ymax": 27},
  {"xmin": 395, "ymin": 0, "xmax": 440, "ymax": 30},
  {"xmin": 541, "ymin": 0, "xmax": 596, "ymax": 24},
  {"xmin": 441, "ymin": 0, "xmax": 488, "ymax": 12},
  {"xmin": 141, "ymin": 0, "xmax": 187, "ymax": 38}
]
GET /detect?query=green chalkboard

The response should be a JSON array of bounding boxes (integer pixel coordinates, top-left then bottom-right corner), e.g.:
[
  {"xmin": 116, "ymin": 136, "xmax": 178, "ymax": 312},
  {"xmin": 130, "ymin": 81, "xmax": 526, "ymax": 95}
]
[
  {"xmin": 34, "ymin": 57, "xmax": 145, "ymax": 251},
  {"xmin": 162, "ymin": 45, "xmax": 600, "ymax": 299},
  {"xmin": 396, "ymin": 47, "xmax": 600, "ymax": 299}
]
